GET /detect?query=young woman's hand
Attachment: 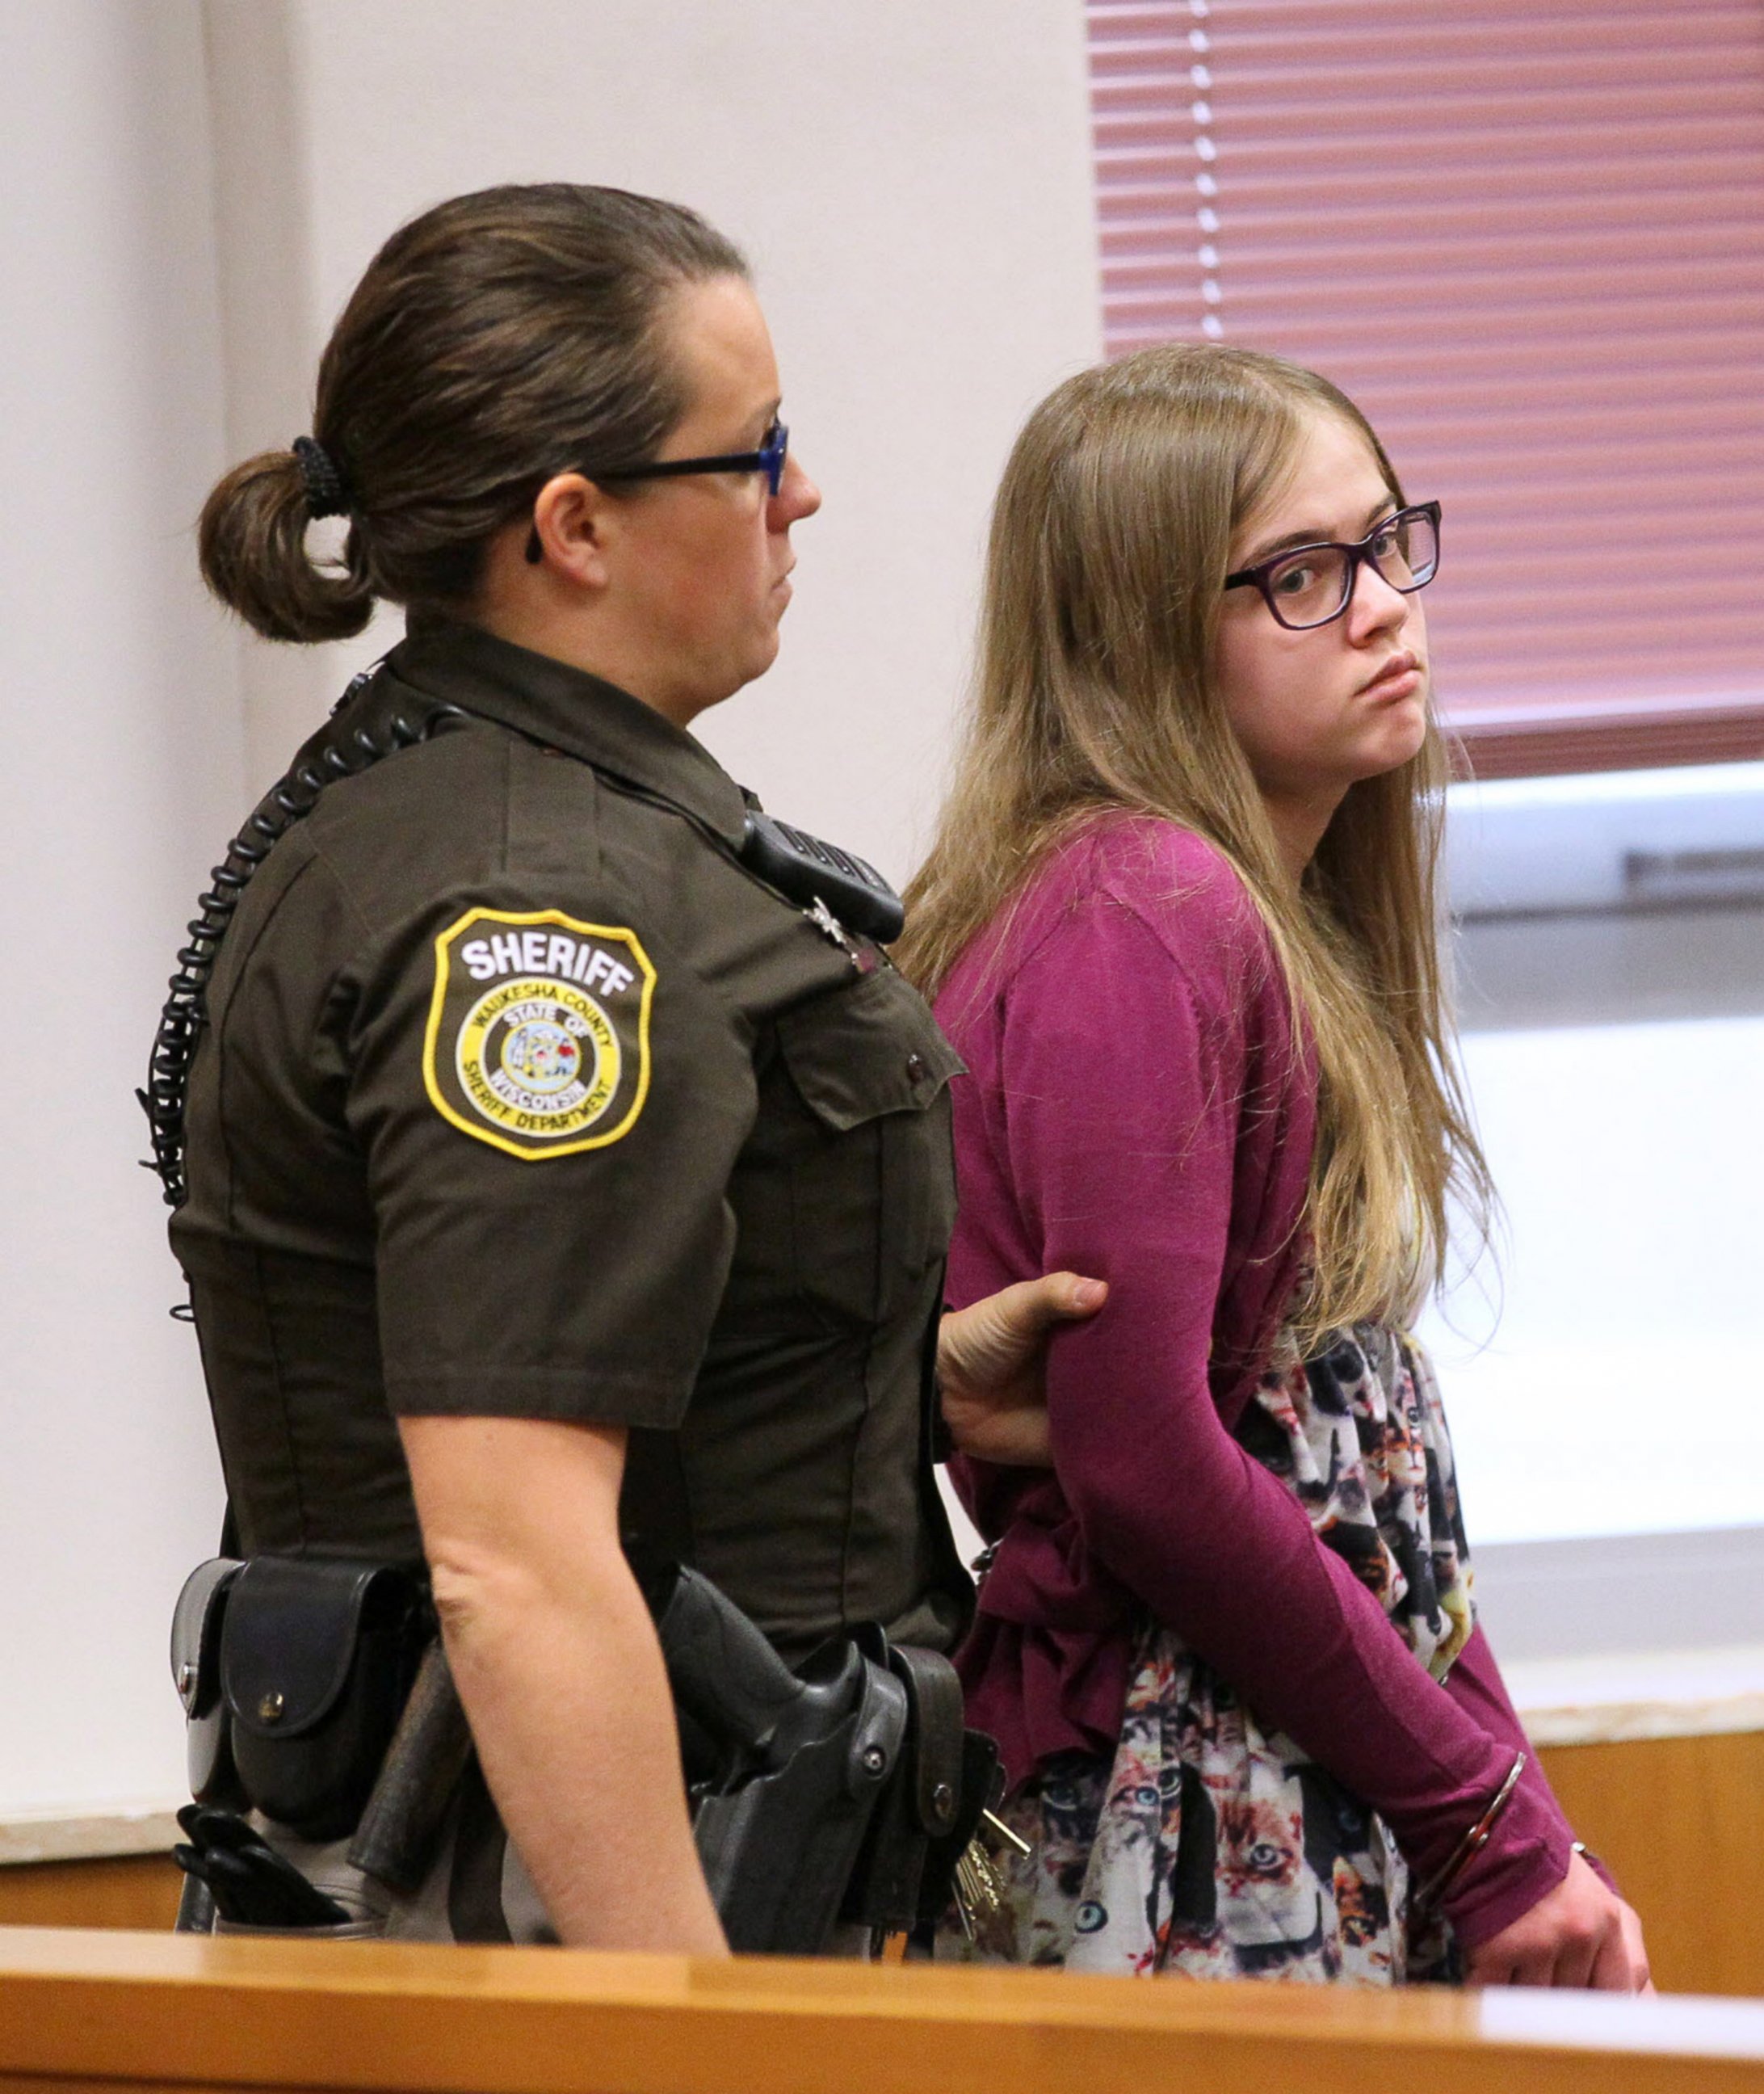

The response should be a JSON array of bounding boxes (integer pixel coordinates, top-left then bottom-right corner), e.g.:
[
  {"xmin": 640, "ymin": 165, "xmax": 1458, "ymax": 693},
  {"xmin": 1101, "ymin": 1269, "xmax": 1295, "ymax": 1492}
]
[
  {"xmin": 936, "ymin": 1273, "xmax": 1107, "ymax": 1466},
  {"xmin": 1464, "ymin": 1849, "xmax": 1651, "ymax": 1991}
]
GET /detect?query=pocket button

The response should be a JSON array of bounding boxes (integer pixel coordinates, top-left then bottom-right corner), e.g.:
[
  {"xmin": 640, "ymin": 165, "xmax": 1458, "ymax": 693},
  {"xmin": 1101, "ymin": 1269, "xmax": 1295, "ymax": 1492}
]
[{"xmin": 906, "ymin": 1053, "xmax": 927, "ymax": 1083}]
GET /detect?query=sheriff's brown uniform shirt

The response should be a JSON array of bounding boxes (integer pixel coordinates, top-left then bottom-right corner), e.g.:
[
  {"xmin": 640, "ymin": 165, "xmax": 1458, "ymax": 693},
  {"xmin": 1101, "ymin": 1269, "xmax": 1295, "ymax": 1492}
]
[{"xmin": 172, "ymin": 619, "xmax": 969, "ymax": 1660}]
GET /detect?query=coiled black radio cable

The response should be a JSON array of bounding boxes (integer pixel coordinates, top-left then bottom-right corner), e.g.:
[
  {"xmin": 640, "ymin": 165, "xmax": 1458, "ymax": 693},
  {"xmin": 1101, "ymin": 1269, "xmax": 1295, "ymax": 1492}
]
[{"xmin": 139, "ymin": 671, "xmax": 467, "ymax": 1212}]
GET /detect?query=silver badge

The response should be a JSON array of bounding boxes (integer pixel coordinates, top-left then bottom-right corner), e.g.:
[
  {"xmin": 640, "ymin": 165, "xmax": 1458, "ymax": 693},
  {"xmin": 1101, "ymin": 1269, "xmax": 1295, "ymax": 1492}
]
[{"xmin": 804, "ymin": 894, "xmax": 875, "ymax": 973}]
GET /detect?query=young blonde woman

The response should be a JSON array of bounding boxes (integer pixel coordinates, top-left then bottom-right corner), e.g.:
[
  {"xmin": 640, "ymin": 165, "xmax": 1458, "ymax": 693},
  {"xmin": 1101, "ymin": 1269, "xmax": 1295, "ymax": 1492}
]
[{"xmin": 901, "ymin": 347, "xmax": 1649, "ymax": 1988}]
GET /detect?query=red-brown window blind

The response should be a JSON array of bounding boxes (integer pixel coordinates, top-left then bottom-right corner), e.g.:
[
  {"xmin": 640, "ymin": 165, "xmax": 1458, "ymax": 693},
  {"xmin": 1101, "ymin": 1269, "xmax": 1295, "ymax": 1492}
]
[{"xmin": 1088, "ymin": 0, "xmax": 1764, "ymax": 778}]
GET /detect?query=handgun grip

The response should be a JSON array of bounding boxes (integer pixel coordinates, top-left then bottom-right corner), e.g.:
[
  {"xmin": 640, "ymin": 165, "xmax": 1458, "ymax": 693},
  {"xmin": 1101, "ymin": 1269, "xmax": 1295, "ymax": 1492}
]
[{"xmin": 651, "ymin": 1566, "xmax": 805, "ymax": 1768}]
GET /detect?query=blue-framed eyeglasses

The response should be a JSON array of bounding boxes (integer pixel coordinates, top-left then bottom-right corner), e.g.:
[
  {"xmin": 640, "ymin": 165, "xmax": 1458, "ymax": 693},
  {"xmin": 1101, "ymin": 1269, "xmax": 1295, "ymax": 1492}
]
[
  {"xmin": 524, "ymin": 420, "xmax": 792, "ymax": 561},
  {"xmin": 598, "ymin": 418, "xmax": 790, "ymax": 498},
  {"xmin": 1223, "ymin": 501, "xmax": 1441, "ymax": 631}
]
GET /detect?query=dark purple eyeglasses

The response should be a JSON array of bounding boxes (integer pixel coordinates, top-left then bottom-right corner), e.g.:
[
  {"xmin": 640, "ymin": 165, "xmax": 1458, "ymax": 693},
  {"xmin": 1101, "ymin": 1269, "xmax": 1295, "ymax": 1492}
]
[{"xmin": 1224, "ymin": 500, "xmax": 1441, "ymax": 631}]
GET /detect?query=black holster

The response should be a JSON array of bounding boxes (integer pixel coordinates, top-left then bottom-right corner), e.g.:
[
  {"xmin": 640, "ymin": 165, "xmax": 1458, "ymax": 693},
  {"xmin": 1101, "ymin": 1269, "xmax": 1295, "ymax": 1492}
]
[{"xmin": 652, "ymin": 1566, "xmax": 995, "ymax": 1953}]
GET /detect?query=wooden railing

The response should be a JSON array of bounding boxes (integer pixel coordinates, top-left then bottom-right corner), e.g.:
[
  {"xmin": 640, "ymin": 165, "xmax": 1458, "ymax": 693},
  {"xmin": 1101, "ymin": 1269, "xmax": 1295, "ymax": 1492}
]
[{"xmin": 4, "ymin": 1928, "xmax": 1764, "ymax": 2094}]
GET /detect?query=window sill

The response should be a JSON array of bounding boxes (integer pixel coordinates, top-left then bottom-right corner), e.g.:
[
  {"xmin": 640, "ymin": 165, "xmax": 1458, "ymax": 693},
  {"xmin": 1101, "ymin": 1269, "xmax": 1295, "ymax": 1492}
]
[{"xmin": 1505, "ymin": 1646, "xmax": 1764, "ymax": 1748}]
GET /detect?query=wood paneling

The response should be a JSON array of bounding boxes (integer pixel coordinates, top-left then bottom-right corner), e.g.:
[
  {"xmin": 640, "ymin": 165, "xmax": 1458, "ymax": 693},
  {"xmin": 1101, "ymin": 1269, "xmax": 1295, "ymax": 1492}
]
[
  {"xmin": 4, "ymin": 1732, "xmax": 1762, "ymax": 2001},
  {"xmin": 0, "ymin": 1858, "xmax": 180, "ymax": 1933},
  {"xmin": 2, "ymin": 1927, "xmax": 1764, "ymax": 2094},
  {"xmin": 1539, "ymin": 1730, "xmax": 1764, "ymax": 1999}
]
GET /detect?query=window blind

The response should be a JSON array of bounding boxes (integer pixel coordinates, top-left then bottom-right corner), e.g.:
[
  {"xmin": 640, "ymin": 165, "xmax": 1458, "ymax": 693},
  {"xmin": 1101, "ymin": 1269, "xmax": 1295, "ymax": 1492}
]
[{"xmin": 1088, "ymin": 0, "xmax": 1764, "ymax": 777}]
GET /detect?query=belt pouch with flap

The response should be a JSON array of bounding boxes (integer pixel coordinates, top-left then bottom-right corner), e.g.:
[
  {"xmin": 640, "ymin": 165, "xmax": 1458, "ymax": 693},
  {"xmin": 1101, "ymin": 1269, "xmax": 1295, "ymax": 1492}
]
[
  {"xmin": 219, "ymin": 1558, "xmax": 426, "ymax": 1842},
  {"xmin": 170, "ymin": 1557, "xmax": 246, "ymax": 1805}
]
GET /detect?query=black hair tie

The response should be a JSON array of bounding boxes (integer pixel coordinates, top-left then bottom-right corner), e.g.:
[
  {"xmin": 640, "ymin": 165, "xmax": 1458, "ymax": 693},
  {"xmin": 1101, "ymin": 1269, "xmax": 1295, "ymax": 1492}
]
[{"xmin": 292, "ymin": 435, "xmax": 350, "ymax": 519}]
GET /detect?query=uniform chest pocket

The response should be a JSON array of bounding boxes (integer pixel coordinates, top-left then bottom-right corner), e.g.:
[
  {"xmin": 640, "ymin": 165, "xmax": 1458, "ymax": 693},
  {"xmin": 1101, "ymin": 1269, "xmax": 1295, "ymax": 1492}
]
[{"xmin": 771, "ymin": 969, "xmax": 964, "ymax": 1328}]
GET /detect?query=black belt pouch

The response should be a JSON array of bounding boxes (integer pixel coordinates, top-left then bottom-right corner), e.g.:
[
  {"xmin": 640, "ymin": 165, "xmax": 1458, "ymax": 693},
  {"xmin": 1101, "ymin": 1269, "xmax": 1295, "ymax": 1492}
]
[
  {"xmin": 204, "ymin": 1558, "xmax": 426, "ymax": 1843},
  {"xmin": 170, "ymin": 1556, "xmax": 246, "ymax": 1806}
]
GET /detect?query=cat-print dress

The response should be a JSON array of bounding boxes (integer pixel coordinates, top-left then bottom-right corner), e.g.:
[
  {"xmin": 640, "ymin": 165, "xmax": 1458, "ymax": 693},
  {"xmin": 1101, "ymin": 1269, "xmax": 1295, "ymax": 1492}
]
[{"xmin": 943, "ymin": 1325, "xmax": 1473, "ymax": 1983}]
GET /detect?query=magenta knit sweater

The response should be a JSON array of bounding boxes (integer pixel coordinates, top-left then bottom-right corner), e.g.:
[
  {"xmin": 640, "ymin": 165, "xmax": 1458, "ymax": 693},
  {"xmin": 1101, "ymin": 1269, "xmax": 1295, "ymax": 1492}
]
[{"xmin": 936, "ymin": 814, "xmax": 1575, "ymax": 1951}]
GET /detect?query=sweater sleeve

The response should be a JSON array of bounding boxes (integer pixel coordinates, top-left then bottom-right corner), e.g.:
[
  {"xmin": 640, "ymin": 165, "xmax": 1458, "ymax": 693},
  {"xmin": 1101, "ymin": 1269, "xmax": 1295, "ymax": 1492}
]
[
  {"xmin": 998, "ymin": 893, "xmax": 1566, "ymax": 1945},
  {"xmin": 1443, "ymin": 1627, "xmax": 1621, "ymax": 1920}
]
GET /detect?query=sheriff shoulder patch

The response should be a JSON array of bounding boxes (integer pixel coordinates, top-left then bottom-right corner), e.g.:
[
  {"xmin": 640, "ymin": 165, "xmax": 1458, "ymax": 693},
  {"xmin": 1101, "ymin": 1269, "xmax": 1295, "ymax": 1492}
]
[{"xmin": 422, "ymin": 907, "xmax": 657, "ymax": 1160}]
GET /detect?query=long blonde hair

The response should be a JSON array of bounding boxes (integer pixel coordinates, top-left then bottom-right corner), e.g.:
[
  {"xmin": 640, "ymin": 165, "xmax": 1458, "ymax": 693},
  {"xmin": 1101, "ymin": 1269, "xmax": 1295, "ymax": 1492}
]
[{"xmin": 897, "ymin": 344, "xmax": 1489, "ymax": 1344}]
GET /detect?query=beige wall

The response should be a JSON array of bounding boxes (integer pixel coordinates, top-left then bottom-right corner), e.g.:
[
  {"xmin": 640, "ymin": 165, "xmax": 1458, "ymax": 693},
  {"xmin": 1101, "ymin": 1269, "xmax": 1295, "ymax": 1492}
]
[
  {"xmin": 0, "ymin": 0, "xmax": 242, "ymax": 1824},
  {"xmin": 205, "ymin": 0, "xmax": 1104, "ymax": 871},
  {"xmin": 0, "ymin": 0, "xmax": 1101, "ymax": 1820}
]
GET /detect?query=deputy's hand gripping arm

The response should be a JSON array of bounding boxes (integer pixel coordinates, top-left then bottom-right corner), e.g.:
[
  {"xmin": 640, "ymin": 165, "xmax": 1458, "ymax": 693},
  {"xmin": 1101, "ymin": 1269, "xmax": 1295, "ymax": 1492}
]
[{"xmin": 936, "ymin": 1272, "xmax": 1107, "ymax": 1467}]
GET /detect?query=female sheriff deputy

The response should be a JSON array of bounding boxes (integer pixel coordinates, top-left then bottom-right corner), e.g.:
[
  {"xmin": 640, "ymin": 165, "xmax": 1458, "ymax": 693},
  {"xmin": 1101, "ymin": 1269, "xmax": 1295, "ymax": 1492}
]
[{"xmin": 154, "ymin": 184, "xmax": 1096, "ymax": 1952}]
